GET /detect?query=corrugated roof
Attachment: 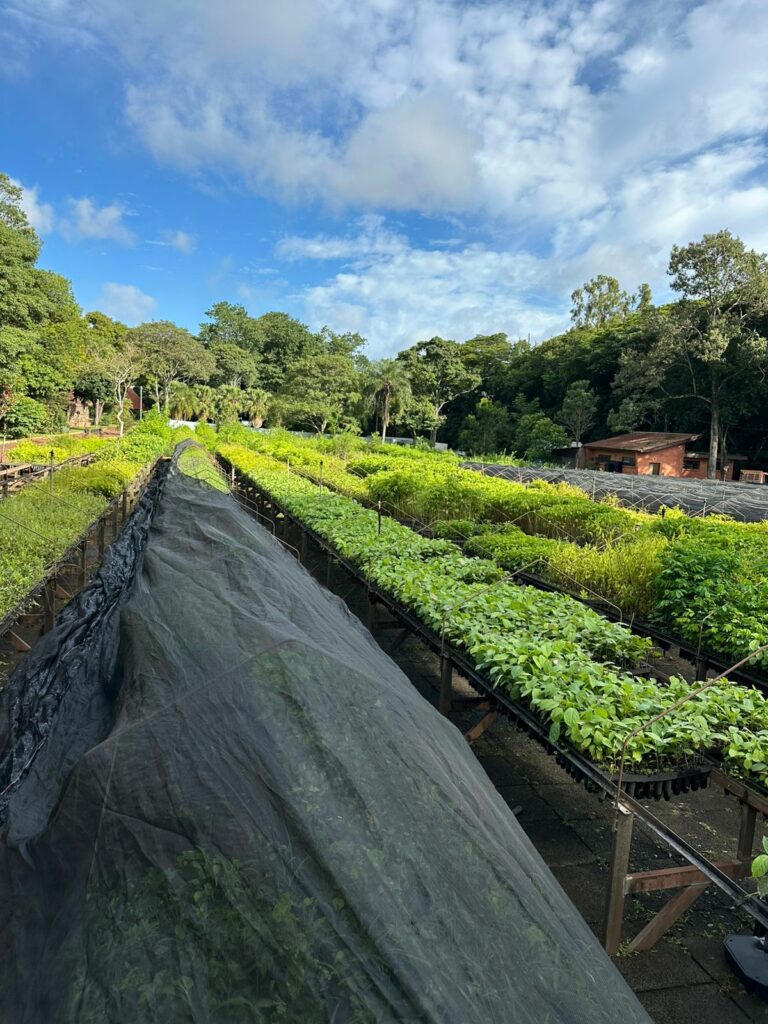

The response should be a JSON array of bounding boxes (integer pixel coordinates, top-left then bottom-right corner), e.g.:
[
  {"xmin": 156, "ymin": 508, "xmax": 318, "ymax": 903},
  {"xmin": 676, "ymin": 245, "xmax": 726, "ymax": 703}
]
[{"xmin": 585, "ymin": 432, "xmax": 701, "ymax": 454}]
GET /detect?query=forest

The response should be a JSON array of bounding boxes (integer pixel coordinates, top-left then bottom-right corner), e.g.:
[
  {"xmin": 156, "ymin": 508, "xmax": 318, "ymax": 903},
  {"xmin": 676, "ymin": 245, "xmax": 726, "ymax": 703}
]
[{"xmin": 3, "ymin": 171, "xmax": 768, "ymax": 472}]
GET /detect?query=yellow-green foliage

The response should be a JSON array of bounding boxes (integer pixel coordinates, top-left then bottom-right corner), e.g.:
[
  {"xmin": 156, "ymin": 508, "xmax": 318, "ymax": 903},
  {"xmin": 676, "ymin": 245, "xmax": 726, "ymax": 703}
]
[
  {"xmin": 177, "ymin": 445, "xmax": 228, "ymax": 493},
  {"xmin": 0, "ymin": 417, "xmax": 188, "ymax": 620},
  {"xmin": 547, "ymin": 535, "xmax": 668, "ymax": 619},
  {"xmin": 7, "ymin": 435, "xmax": 114, "ymax": 465}
]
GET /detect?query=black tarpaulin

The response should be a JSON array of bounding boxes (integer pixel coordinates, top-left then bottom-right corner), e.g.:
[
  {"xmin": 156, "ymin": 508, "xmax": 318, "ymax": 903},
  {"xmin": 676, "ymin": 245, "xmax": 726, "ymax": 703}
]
[{"xmin": 0, "ymin": 447, "xmax": 650, "ymax": 1023}]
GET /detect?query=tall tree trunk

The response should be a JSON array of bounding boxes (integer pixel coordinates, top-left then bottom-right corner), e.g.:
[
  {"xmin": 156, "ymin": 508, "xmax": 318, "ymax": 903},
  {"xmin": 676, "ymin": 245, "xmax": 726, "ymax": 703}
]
[
  {"xmin": 116, "ymin": 386, "xmax": 125, "ymax": 437},
  {"xmin": 708, "ymin": 391, "xmax": 719, "ymax": 480},
  {"xmin": 429, "ymin": 402, "xmax": 439, "ymax": 446},
  {"xmin": 381, "ymin": 392, "xmax": 389, "ymax": 441},
  {"xmin": 94, "ymin": 399, "xmax": 103, "ymax": 426}
]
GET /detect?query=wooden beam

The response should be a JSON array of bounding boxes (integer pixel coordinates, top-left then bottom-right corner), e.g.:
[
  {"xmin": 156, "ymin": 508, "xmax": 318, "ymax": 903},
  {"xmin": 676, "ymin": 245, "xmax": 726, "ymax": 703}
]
[
  {"xmin": 7, "ymin": 630, "xmax": 31, "ymax": 653},
  {"xmin": 625, "ymin": 859, "xmax": 746, "ymax": 894},
  {"xmin": 464, "ymin": 711, "xmax": 498, "ymax": 745},
  {"xmin": 626, "ymin": 884, "xmax": 707, "ymax": 953}
]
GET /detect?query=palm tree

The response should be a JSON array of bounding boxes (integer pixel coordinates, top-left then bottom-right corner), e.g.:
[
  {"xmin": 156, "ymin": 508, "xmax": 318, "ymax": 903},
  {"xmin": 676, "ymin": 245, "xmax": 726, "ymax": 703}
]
[
  {"xmin": 241, "ymin": 387, "xmax": 270, "ymax": 428},
  {"xmin": 362, "ymin": 360, "xmax": 412, "ymax": 441},
  {"xmin": 213, "ymin": 384, "xmax": 243, "ymax": 424},
  {"xmin": 168, "ymin": 381, "xmax": 201, "ymax": 422},
  {"xmin": 193, "ymin": 384, "xmax": 217, "ymax": 424}
]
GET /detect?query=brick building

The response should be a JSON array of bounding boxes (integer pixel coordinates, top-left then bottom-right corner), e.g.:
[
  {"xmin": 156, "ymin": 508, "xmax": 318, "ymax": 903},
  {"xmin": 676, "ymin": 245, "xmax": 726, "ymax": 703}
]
[{"xmin": 583, "ymin": 432, "xmax": 741, "ymax": 479}]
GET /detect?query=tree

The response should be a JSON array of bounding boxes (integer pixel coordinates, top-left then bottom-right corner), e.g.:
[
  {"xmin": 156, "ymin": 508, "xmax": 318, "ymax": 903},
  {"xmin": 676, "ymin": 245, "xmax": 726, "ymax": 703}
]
[
  {"xmin": 0, "ymin": 174, "xmax": 69, "ymax": 329},
  {"xmin": 557, "ymin": 379, "xmax": 597, "ymax": 465},
  {"xmin": 570, "ymin": 275, "xmax": 645, "ymax": 329},
  {"xmin": 362, "ymin": 360, "xmax": 412, "ymax": 441},
  {"xmin": 252, "ymin": 311, "xmax": 322, "ymax": 391},
  {"xmin": 212, "ymin": 384, "xmax": 243, "ymax": 424},
  {"xmin": 457, "ymin": 398, "xmax": 511, "ymax": 455},
  {"xmin": 168, "ymin": 381, "xmax": 201, "ymax": 421},
  {"xmin": 396, "ymin": 397, "xmax": 442, "ymax": 443},
  {"xmin": 398, "ymin": 337, "xmax": 480, "ymax": 444},
  {"xmin": 193, "ymin": 385, "xmax": 217, "ymax": 424},
  {"xmin": 99, "ymin": 342, "xmax": 145, "ymax": 436},
  {"xmin": 657, "ymin": 230, "xmax": 768, "ymax": 477},
  {"xmin": 130, "ymin": 321, "xmax": 214, "ymax": 411},
  {"xmin": 74, "ymin": 367, "xmax": 112, "ymax": 425},
  {"xmin": 514, "ymin": 414, "xmax": 568, "ymax": 462},
  {"xmin": 276, "ymin": 354, "xmax": 360, "ymax": 434},
  {"xmin": 241, "ymin": 387, "xmax": 269, "ymax": 428},
  {"xmin": 199, "ymin": 302, "xmax": 262, "ymax": 352},
  {"xmin": 209, "ymin": 341, "xmax": 260, "ymax": 388}
]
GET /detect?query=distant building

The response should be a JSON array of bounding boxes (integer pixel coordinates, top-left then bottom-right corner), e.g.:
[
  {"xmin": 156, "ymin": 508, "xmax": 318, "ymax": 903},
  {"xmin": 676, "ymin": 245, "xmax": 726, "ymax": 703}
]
[
  {"xmin": 582, "ymin": 432, "xmax": 743, "ymax": 479},
  {"xmin": 741, "ymin": 469, "xmax": 768, "ymax": 485}
]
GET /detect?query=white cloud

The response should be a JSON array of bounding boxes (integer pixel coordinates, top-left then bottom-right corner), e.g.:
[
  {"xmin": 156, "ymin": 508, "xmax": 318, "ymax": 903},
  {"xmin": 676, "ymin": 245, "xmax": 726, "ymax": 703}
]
[
  {"xmin": 9, "ymin": 177, "xmax": 55, "ymax": 233},
  {"xmin": 13, "ymin": 0, "xmax": 768, "ymax": 222},
  {"xmin": 12, "ymin": 0, "xmax": 768, "ymax": 351},
  {"xmin": 60, "ymin": 197, "xmax": 136, "ymax": 245},
  {"xmin": 96, "ymin": 282, "xmax": 156, "ymax": 324},
  {"xmin": 148, "ymin": 228, "xmax": 197, "ymax": 253},
  {"xmin": 300, "ymin": 237, "xmax": 566, "ymax": 357},
  {"xmin": 276, "ymin": 215, "xmax": 407, "ymax": 261}
]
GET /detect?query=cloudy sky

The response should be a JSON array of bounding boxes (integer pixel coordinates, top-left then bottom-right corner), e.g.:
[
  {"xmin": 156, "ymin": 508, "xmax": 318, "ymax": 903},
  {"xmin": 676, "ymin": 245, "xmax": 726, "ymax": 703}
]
[{"xmin": 4, "ymin": 0, "xmax": 768, "ymax": 354}]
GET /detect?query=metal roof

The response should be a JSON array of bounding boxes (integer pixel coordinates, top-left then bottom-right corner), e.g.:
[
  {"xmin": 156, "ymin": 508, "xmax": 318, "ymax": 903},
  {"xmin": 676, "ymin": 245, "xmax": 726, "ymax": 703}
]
[{"xmin": 584, "ymin": 431, "xmax": 701, "ymax": 454}]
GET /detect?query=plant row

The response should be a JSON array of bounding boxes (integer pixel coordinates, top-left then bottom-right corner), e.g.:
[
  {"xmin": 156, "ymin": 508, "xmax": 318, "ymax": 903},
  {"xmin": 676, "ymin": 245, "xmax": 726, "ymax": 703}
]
[
  {"xmin": 220, "ymin": 442, "xmax": 768, "ymax": 784},
  {"xmin": 211, "ymin": 429, "xmax": 768, "ymax": 672},
  {"xmin": 0, "ymin": 415, "xmax": 194, "ymax": 620},
  {"xmin": 4, "ymin": 434, "xmax": 116, "ymax": 465}
]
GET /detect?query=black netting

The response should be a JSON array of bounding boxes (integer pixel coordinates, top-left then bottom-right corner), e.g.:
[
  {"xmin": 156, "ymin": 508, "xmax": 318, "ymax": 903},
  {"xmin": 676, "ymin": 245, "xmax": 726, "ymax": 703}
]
[
  {"xmin": 0, "ymin": 447, "xmax": 650, "ymax": 1023},
  {"xmin": 465, "ymin": 461, "xmax": 768, "ymax": 520}
]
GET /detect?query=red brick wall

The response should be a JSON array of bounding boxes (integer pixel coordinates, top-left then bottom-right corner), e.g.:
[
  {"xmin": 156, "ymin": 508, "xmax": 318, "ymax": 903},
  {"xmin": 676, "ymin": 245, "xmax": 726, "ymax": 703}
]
[{"xmin": 584, "ymin": 443, "xmax": 685, "ymax": 476}]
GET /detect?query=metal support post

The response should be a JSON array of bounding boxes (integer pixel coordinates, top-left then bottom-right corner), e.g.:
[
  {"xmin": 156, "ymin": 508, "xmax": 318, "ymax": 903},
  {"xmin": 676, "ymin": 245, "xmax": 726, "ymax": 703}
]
[
  {"xmin": 603, "ymin": 805, "xmax": 634, "ymax": 954},
  {"xmin": 439, "ymin": 655, "xmax": 453, "ymax": 716},
  {"xmin": 98, "ymin": 516, "xmax": 106, "ymax": 559},
  {"xmin": 326, "ymin": 550, "xmax": 334, "ymax": 587}
]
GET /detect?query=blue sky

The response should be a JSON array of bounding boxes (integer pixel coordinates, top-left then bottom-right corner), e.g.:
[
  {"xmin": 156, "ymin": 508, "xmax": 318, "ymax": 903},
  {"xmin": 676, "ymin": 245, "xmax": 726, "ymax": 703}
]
[{"xmin": 4, "ymin": 0, "xmax": 768, "ymax": 356}]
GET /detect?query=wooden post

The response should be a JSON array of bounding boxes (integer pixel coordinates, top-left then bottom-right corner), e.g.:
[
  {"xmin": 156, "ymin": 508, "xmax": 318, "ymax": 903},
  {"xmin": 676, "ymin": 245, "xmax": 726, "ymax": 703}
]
[
  {"xmin": 603, "ymin": 805, "xmax": 634, "ymax": 955},
  {"xmin": 78, "ymin": 536, "xmax": 87, "ymax": 588},
  {"xmin": 299, "ymin": 528, "xmax": 308, "ymax": 566},
  {"xmin": 2, "ymin": 478, "xmax": 7, "ymax": 501},
  {"xmin": 439, "ymin": 655, "xmax": 453, "ymax": 716},
  {"xmin": 112, "ymin": 502, "xmax": 119, "ymax": 538},
  {"xmin": 737, "ymin": 801, "xmax": 758, "ymax": 862},
  {"xmin": 42, "ymin": 577, "xmax": 56, "ymax": 633},
  {"xmin": 121, "ymin": 490, "xmax": 128, "ymax": 522}
]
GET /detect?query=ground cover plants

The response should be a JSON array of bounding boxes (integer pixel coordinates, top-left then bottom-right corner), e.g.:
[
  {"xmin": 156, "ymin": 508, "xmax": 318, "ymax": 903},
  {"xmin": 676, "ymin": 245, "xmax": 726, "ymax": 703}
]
[
  {"xmin": 219, "ymin": 442, "xmax": 768, "ymax": 785},
  {"xmin": 0, "ymin": 415, "xmax": 192, "ymax": 619}
]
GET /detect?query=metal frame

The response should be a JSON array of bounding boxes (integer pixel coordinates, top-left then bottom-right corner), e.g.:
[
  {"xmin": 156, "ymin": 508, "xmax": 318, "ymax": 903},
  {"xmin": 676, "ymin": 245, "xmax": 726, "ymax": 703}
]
[{"xmin": 231, "ymin": 471, "xmax": 768, "ymax": 954}]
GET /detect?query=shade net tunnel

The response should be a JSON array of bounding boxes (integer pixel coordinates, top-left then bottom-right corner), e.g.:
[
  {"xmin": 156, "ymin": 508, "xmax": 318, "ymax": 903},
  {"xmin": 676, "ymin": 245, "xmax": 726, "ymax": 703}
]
[{"xmin": 0, "ymin": 445, "xmax": 650, "ymax": 1024}]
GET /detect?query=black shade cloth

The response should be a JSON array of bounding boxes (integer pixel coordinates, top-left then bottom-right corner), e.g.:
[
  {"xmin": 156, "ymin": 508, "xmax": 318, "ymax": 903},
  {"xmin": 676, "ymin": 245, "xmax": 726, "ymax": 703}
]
[
  {"xmin": 465, "ymin": 461, "xmax": 768, "ymax": 520},
  {"xmin": 0, "ymin": 448, "xmax": 650, "ymax": 1023}
]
